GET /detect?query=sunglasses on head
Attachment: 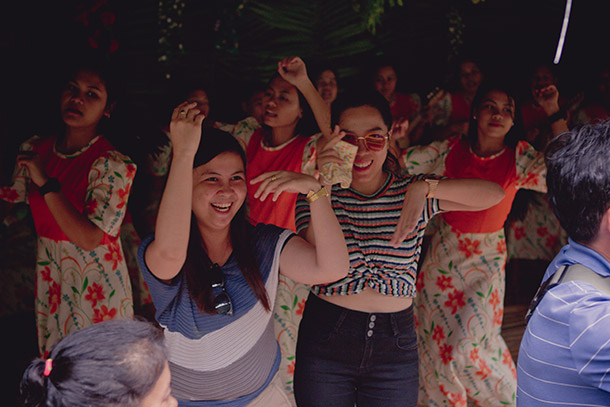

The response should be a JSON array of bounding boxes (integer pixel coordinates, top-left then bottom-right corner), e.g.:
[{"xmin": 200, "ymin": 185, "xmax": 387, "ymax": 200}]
[
  {"xmin": 209, "ymin": 263, "xmax": 233, "ymax": 316},
  {"xmin": 342, "ymin": 132, "xmax": 388, "ymax": 151}
]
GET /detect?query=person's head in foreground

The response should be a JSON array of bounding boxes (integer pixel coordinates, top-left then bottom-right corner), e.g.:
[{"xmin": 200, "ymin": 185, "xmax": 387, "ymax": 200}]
[
  {"xmin": 20, "ymin": 319, "xmax": 176, "ymax": 407},
  {"xmin": 545, "ymin": 120, "xmax": 610, "ymax": 245}
]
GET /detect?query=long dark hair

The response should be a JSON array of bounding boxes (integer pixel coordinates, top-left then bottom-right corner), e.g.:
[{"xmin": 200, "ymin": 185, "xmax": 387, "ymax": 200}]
[
  {"xmin": 465, "ymin": 81, "xmax": 524, "ymax": 149},
  {"xmin": 20, "ymin": 319, "xmax": 167, "ymax": 407},
  {"xmin": 184, "ymin": 127, "xmax": 270, "ymax": 313}
]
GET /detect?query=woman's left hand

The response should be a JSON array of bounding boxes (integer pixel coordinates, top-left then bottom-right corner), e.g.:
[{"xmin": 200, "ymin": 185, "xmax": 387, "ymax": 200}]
[
  {"xmin": 278, "ymin": 57, "xmax": 308, "ymax": 88},
  {"xmin": 251, "ymin": 171, "xmax": 320, "ymax": 202},
  {"xmin": 389, "ymin": 180, "xmax": 428, "ymax": 247},
  {"xmin": 16, "ymin": 152, "xmax": 48, "ymax": 187}
]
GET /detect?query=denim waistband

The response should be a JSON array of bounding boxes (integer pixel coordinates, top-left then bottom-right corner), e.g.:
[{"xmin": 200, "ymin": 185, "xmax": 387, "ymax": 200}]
[{"xmin": 304, "ymin": 292, "xmax": 414, "ymax": 336}]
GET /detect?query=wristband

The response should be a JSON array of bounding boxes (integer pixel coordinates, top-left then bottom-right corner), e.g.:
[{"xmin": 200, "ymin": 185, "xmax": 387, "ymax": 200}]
[
  {"xmin": 547, "ymin": 109, "xmax": 567, "ymax": 124},
  {"xmin": 39, "ymin": 178, "xmax": 61, "ymax": 196},
  {"xmin": 305, "ymin": 186, "xmax": 328, "ymax": 204},
  {"xmin": 424, "ymin": 178, "xmax": 439, "ymax": 199}
]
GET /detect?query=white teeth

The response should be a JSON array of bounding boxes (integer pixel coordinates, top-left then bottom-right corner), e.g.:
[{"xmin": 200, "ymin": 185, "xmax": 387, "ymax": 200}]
[
  {"xmin": 211, "ymin": 203, "xmax": 231, "ymax": 212},
  {"xmin": 354, "ymin": 160, "xmax": 372, "ymax": 168}
]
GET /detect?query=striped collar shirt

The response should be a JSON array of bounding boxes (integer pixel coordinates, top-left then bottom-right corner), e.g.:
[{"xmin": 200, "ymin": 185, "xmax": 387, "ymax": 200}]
[{"xmin": 517, "ymin": 239, "xmax": 610, "ymax": 406}]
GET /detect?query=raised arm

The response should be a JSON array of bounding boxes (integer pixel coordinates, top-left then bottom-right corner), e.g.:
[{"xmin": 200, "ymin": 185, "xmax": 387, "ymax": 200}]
[
  {"xmin": 278, "ymin": 57, "xmax": 331, "ymax": 139},
  {"xmin": 390, "ymin": 178, "xmax": 504, "ymax": 246},
  {"xmin": 534, "ymin": 84, "xmax": 570, "ymax": 137},
  {"xmin": 250, "ymin": 171, "xmax": 349, "ymax": 285},
  {"xmin": 144, "ymin": 102, "xmax": 205, "ymax": 280}
]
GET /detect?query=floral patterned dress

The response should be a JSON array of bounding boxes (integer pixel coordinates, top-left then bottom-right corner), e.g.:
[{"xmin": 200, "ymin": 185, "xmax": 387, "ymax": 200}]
[
  {"xmin": 402, "ymin": 136, "xmax": 546, "ymax": 407},
  {"xmin": 0, "ymin": 135, "xmax": 136, "ymax": 356}
]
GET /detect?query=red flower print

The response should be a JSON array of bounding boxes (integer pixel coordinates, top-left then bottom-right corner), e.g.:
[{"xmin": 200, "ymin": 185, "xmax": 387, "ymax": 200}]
[
  {"xmin": 475, "ymin": 360, "xmax": 491, "ymax": 380},
  {"xmin": 546, "ymin": 234, "xmax": 559, "ymax": 249},
  {"xmin": 432, "ymin": 325, "xmax": 445, "ymax": 344},
  {"xmin": 125, "ymin": 164, "xmax": 136, "ymax": 180},
  {"xmin": 41, "ymin": 266, "xmax": 52, "ymax": 282},
  {"xmin": 436, "ymin": 275, "xmax": 453, "ymax": 292},
  {"xmin": 496, "ymin": 240, "xmax": 506, "ymax": 254},
  {"xmin": 447, "ymin": 392, "xmax": 467, "ymax": 407},
  {"xmin": 469, "ymin": 347, "xmax": 480, "ymax": 362},
  {"xmin": 457, "ymin": 237, "xmax": 482, "ymax": 259},
  {"xmin": 514, "ymin": 226, "xmax": 525, "ymax": 240},
  {"xmin": 440, "ymin": 385, "xmax": 467, "ymax": 406},
  {"xmin": 489, "ymin": 289, "xmax": 500, "ymax": 310},
  {"xmin": 116, "ymin": 183, "xmax": 131, "ymax": 209},
  {"xmin": 287, "ymin": 360, "xmax": 295, "ymax": 375},
  {"xmin": 537, "ymin": 226, "xmax": 548, "ymax": 237},
  {"xmin": 444, "ymin": 289, "xmax": 466, "ymax": 315},
  {"xmin": 522, "ymin": 172, "xmax": 540, "ymax": 187},
  {"xmin": 104, "ymin": 242, "xmax": 123, "ymax": 270},
  {"xmin": 296, "ymin": 298, "xmax": 306, "ymax": 316},
  {"xmin": 85, "ymin": 199, "xmax": 99, "ymax": 215},
  {"xmin": 0, "ymin": 187, "xmax": 19, "ymax": 202},
  {"xmin": 49, "ymin": 281, "xmax": 61, "ymax": 314},
  {"xmin": 100, "ymin": 11, "xmax": 115, "ymax": 26},
  {"xmin": 85, "ymin": 282, "xmax": 106, "ymax": 307},
  {"xmin": 92, "ymin": 305, "xmax": 117, "ymax": 323},
  {"xmin": 502, "ymin": 349, "xmax": 514, "ymax": 367},
  {"xmin": 439, "ymin": 343, "xmax": 454, "ymax": 365},
  {"xmin": 493, "ymin": 308, "xmax": 504, "ymax": 326}
]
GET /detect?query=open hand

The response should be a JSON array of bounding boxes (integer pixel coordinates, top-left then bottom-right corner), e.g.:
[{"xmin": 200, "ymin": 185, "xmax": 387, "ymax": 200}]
[
  {"xmin": 389, "ymin": 180, "xmax": 428, "ymax": 247},
  {"xmin": 250, "ymin": 171, "xmax": 320, "ymax": 202}
]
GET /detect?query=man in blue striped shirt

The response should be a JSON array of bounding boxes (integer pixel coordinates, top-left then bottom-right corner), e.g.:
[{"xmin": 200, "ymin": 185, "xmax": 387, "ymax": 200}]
[{"xmin": 517, "ymin": 120, "xmax": 610, "ymax": 406}]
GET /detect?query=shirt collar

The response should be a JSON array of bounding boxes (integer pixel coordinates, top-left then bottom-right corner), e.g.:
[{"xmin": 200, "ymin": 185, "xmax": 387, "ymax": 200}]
[{"xmin": 544, "ymin": 238, "xmax": 610, "ymax": 281}]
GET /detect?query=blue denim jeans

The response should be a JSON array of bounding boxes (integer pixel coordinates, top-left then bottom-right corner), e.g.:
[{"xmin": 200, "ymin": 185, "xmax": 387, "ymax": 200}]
[{"xmin": 294, "ymin": 293, "xmax": 418, "ymax": 407}]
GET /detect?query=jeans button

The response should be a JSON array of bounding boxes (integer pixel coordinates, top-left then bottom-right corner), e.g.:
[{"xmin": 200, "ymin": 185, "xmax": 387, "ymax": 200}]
[
  {"xmin": 367, "ymin": 330, "xmax": 373, "ymax": 337},
  {"xmin": 369, "ymin": 322, "xmax": 375, "ymax": 329},
  {"xmin": 370, "ymin": 314, "xmax": 376, "ymax": 322}
]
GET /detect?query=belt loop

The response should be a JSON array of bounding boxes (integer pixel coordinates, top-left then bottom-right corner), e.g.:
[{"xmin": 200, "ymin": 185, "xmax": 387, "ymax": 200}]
[{"xmin": 390, "ymin": 313, "xmax": 400, "ymax": 336}]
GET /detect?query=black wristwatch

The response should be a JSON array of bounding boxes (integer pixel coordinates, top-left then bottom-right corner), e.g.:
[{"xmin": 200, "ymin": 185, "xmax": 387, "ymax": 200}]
[
  {"xmin": 547, "ymin": 109, "xmax": 567, "ymax": 124},
  {"xmin": 39, "ymin": 178, "xmax": 61, "ymax": 196}
]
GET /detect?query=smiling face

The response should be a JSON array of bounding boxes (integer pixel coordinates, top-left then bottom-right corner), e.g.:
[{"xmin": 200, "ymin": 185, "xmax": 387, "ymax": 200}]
[
  {"xmin": 316, "ymin": 69, "xmax": 338, "ymax": 104},
  {"xmin": 186, "ymin": 90, "xmax": 210, "ymax": 117},
  {"xmin": 263, "ymin": 76, "xmax": 302, "ymax": 129},
  {"xmin": 474, "ymin": 90, "xmax": 515, "ymax": 142},
  {"xmin": 192, "ymin": 151, "xmax": 247, "ymax": 234},
  {"xmin": 374, "ymin": 66, "xmax": 397, "ymax": 102},
  {"xmin": 138, "ymin": 362, "xmax": 177, "ymax": 407},
  {"xmin": 60, "ymin": 69, "xmax": 109, "ymax": 131},
  {"xmin": 339, "ymin": 105, "xmax": 389, "ymax": 195}
]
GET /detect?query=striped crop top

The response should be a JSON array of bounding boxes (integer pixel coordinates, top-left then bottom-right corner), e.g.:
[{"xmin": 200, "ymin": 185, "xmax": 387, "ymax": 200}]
[{"xmin": 295, "ymin": 172, "xmax": 442, "ymax": 297}]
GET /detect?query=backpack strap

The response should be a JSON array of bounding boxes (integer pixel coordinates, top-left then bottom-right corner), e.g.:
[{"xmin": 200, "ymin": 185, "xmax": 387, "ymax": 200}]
[{"xmin": 525, "ymin": 264, "xmax": 610, "ymax": 323}]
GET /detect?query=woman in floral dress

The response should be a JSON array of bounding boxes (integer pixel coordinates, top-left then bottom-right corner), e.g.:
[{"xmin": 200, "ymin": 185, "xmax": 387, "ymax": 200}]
[
  {"xmin": 401, "ymin": 82, "xmax": 568, "ymax": 406},
  {"xmin": 0, "ymin": 60, "xmax": 135, "ymax": 356}
]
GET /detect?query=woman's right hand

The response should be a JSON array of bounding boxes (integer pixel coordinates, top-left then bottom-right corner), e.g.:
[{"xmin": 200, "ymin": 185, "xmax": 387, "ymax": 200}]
[
  {"xmin": 278, "ymin": 56, "xmax": 309, "ymax": 88},
  {"xmin": 169, "ymin": 102, "xmax": 206, "ymax": 157}
]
